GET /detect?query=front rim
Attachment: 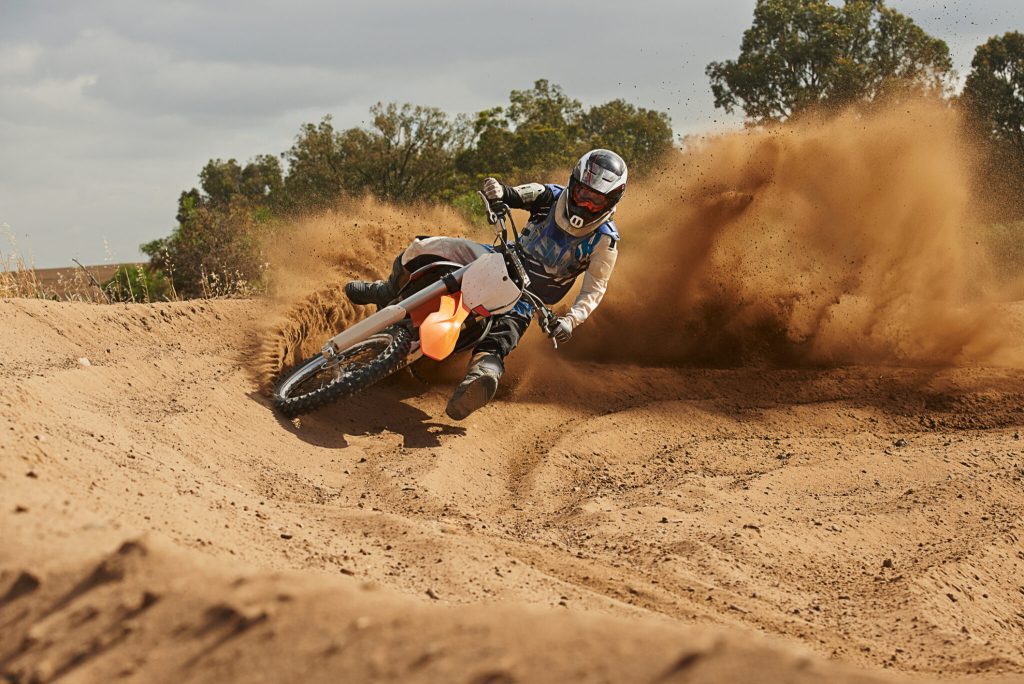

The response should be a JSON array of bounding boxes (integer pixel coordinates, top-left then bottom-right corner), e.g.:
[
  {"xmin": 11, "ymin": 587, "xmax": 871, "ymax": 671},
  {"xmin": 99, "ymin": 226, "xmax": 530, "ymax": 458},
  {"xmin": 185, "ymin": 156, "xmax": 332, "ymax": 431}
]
[{"xmin": 277, "ymin": 333, "xmax": 393, "ymax": 400}]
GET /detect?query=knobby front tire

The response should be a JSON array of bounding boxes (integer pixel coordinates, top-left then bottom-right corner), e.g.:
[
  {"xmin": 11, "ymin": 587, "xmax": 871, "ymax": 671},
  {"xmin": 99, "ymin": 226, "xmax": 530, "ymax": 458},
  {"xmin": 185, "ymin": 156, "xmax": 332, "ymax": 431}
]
[{"xmin": 272, "ymin": 324, "xmax": 413, "ymax": 418}]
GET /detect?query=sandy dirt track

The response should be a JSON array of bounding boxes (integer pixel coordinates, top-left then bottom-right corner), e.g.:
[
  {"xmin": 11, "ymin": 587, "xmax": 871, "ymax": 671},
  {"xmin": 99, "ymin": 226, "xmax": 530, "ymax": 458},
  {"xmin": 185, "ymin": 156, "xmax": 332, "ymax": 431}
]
[{"xmin": 2, "ymin": 298, "xmax": 1024, "ymax": 682}]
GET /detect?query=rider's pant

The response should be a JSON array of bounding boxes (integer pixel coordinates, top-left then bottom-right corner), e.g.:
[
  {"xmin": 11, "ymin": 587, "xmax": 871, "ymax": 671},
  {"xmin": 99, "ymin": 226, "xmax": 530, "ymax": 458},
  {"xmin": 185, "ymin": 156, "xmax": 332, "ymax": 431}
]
[
  {"xmin": 475, "ymin": 308, "xmax": 531, "ymax": 359},
  {"xmin": 397, "ymin": 236, "xmax": 531, "ymax": 360},
  {"xmin": 401, "ymin": 236, "xmax": 490, "ymax": 271}
]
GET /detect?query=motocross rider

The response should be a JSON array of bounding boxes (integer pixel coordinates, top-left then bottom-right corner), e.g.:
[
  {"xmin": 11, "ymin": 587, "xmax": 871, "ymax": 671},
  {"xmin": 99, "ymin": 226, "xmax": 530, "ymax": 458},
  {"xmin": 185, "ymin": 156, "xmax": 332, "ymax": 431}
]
[{"xmin": 344, "ymin": 149, "xmax": 627, "ymax": 421}]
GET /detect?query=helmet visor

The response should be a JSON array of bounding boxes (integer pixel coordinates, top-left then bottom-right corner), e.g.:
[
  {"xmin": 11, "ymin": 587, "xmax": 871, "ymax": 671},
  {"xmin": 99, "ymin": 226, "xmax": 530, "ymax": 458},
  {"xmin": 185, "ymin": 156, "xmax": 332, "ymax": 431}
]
[{"xmin": 570, "ymin": 182, "xmax": 613, "ymax": 214}]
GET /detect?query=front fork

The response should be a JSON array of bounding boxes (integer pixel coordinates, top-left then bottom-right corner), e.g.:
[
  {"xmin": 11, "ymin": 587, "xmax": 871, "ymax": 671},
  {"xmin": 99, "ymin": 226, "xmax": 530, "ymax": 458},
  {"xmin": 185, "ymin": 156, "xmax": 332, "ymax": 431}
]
[{"xmin": 519, "ymin": 289, "xmax": 560, "ymax": 349}]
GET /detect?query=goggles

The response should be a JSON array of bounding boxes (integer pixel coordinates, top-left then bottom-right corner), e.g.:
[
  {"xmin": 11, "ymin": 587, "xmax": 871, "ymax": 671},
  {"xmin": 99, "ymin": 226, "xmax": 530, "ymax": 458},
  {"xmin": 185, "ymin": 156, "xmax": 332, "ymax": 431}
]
[{"xmin": 570, "ymin": 182, "xmax": 613, "ymax": 213}]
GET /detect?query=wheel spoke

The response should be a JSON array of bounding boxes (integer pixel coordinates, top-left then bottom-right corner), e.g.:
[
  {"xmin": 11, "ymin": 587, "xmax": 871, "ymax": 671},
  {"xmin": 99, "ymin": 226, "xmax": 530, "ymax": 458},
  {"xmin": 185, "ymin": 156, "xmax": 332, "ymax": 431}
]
[{"xmin": 281, "ymin": 334, "xmax": 393, "ymax": 399}]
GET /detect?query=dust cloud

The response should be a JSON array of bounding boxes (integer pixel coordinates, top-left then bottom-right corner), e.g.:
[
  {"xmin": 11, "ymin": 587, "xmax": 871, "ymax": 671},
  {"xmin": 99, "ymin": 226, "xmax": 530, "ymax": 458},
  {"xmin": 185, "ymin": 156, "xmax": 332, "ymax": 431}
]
[
  {"xmin": 252, "ymin": 197, "xmax": 477, "ymax": 391},
  {"xmin": 568, "ymin": 99, "xmax": 1021, "ymax": 369},
  {"xmin": 255, "ymin": 99, "xmax": 1024, "ymax": 394}
]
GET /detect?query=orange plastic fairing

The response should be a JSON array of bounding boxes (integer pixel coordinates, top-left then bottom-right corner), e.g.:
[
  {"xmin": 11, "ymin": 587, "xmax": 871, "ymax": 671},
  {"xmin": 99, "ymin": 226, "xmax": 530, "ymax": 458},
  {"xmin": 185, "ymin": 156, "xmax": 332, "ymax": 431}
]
[
  {"xmin": 410, "ymin": 295, "xmax": 443, "ymax": 327},
  {"xmin": 420, "ymin": 293, "xmax": 470, "ymax": 361}
]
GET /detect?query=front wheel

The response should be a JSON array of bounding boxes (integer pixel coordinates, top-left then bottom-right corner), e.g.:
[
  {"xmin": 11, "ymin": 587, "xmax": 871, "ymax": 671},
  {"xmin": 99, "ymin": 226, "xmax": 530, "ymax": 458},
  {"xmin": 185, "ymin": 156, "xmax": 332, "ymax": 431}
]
[{"xmin": 273, "ymin": 324, "xmax": 413, "ymax": 418}]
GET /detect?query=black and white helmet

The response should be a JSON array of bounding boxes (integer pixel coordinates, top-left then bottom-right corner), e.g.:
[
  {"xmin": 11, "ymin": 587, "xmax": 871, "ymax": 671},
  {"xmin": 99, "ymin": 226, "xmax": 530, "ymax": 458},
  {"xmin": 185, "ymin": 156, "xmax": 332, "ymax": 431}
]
[{"xmin": 563, "ymin": 149, "xmax": 628, "ymax": 236}]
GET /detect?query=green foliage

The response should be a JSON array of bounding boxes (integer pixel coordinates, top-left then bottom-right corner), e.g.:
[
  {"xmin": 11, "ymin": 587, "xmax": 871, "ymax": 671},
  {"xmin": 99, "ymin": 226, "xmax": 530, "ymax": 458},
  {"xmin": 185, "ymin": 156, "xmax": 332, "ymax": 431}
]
[
  {"xmin": 449, "ymin": 189, "xmax": 493, "ymax": 231},
  {"xmin": 198, "ymin": 155, "xmax": 283, "ymax": 209},
  {"xmin": 962, "ymin": 32, "xmax": 1024, "ymax": 218},
  {"xmin": 278, "ymin": 117, "xmax": 348, "ymax": 212},
  {"xmin": 143, "ymin": 156, "xmax": 282, "ymax": 297},
  {"xmin": 364, "ymin": 103, "xmax": 472, "ymax": 202},
  {"xmin": 282, "ymin": 104, "xmax": 471, "ymax": 210},
  {"xmin": 143, "ymin": 197, "xmax": 272, "ymax": 298},
  {"xmin": 508, "ymin": 79, "xmax": 584, "ymax": 129},
  {"xmin": 582, "ymin": 99, "xmax": 674, "ymax": 170},
  {"xmin": 102, "ymin": 264, "xmax": 173, "ymax": 303},
  {"xmin": 455, "ymin": 79, "xmax": 673, "ymax": 181},
  {"xmin": 496, "ymin": 79, "xmax": 586, "ymax": 174},
  {"xmin": 147, "ymin": 80, "xmax": 674, "ymax": 299},
  {"xmin": 964, "ymin": 32, "xmax": 1024, "ymax": 163},
  {"xmin": 707, "ymin": 0, "xmax": 953, "ymax": 122}
]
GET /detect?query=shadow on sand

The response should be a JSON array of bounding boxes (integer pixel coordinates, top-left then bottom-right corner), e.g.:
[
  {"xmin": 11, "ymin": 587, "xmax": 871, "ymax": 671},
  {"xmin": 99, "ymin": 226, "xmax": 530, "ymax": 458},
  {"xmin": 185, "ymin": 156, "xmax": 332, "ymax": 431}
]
[{"xmin": 258, "ymin": 373, "xmax": 466, "ymax": 450}]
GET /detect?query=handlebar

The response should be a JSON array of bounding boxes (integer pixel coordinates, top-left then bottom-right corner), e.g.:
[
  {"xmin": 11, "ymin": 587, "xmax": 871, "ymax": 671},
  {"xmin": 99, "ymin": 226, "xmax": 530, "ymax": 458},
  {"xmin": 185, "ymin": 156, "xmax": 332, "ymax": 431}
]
[
  {"xmin": 478, "ymin": 191, "xmax": 508, "ymax": 226},
  {"xmin": 477, "ymin": 190, "xmax": 529, "ymax": 286}
]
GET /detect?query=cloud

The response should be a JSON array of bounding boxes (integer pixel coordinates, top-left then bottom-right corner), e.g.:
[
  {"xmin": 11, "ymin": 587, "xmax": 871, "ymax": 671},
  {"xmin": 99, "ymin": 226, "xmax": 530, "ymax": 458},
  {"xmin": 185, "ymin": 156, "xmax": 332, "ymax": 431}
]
[
  {"xmin": 1, "ymin": 0, "xmax": 1020, "ymax": 267},
  {"xmin": 0, "ymin": 43, "xmax": 43, "ymax": 76}
]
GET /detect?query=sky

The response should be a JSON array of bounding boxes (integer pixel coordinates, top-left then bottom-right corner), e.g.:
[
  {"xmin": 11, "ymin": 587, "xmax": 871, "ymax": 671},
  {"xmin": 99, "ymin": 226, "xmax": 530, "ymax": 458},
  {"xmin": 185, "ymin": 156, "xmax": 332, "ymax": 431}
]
[{"xmin": 1, "ymin": 0, "xmax": 1021, "ymax": 267}]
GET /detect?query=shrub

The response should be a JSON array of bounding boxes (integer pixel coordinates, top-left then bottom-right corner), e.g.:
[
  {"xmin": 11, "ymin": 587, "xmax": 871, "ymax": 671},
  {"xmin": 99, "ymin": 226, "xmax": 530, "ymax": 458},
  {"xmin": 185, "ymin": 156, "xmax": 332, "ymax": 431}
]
[{"xmin": 103, "ymin": 264, "xmax": 174, "ymax": 302}]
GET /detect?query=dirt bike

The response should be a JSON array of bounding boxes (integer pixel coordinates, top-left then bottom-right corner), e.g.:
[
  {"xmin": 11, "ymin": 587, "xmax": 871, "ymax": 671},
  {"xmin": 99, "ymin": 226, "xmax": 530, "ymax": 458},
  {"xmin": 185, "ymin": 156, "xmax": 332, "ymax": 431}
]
[{"xmin": 272, "ymin": 193, "xmax": 561, "ymax": 418}]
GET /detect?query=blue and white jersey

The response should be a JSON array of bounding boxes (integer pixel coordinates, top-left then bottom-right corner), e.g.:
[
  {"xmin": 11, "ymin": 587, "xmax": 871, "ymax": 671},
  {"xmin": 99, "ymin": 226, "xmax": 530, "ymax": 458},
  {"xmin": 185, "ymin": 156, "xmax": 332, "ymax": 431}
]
[{"xmin": 517, "ymin": 184, "xmax": 620, "ymax": 305}]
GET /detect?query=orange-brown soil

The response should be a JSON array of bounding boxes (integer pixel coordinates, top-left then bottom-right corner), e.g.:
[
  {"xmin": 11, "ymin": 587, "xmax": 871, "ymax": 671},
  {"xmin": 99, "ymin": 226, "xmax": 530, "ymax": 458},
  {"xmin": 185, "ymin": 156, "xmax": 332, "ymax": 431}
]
[
  {"xmin": 5, "ymin": 98, "xmax": 1024, "ymax": 683},
  {"xmin": 2, "ymin": 298, "xmax": 1024, "ymax": 682}
]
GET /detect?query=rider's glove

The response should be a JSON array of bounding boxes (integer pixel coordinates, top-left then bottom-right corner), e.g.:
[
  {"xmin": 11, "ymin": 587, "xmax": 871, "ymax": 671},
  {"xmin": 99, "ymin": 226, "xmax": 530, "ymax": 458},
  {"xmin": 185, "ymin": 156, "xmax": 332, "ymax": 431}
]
[
  {"xmin": 482, "ymin": 177, "xmax": 504, "ymax": 202},
  {"xmin": 551, "ymin": 317, "xmax": 573, "ymax": 344}
]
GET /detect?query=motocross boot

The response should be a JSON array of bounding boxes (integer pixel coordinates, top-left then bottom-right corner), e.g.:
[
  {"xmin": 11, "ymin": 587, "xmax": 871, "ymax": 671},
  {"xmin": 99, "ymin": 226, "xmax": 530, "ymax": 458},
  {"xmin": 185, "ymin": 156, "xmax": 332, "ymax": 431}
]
[
  {"xmin": 446, "ymin": 352, "xmax": 504, "ymax": 421},
  {"xmin": 344, "ymin": 255, "xmax": 405, "ymax": 307},
  {"xmin": 344, "ymin": 279, "xmax": 396, "ymax": 307}
]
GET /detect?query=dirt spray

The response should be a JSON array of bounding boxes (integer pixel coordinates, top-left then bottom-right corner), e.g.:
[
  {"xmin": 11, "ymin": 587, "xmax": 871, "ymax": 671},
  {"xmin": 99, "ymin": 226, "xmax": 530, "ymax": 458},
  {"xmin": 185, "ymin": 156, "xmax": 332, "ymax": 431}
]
[{"xmin": 255, "ymin": 99, "xmax": 1023, "ymax": 395}]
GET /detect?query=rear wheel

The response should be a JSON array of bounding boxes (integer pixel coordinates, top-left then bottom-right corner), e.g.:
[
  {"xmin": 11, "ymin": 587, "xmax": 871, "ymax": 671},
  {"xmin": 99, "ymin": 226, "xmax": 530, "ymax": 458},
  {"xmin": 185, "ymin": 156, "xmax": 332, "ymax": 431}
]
[{"xmin": 273, "ymin": 324, "xmax": 412, "ymax": 418}]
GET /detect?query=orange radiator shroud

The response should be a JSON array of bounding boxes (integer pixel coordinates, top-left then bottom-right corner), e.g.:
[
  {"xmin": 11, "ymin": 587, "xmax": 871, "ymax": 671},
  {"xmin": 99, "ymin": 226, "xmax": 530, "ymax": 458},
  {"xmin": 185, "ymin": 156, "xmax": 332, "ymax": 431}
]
[{"xmin": 417, "ymin": 293, "xmax": 471, "ymax": 361}]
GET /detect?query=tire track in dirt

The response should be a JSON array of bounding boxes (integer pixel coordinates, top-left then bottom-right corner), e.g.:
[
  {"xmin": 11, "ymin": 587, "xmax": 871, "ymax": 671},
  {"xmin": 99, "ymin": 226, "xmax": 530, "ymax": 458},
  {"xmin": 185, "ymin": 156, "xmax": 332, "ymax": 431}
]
[{"xmin": 3, "ymin": 299, "xmax": 1024, "ymax": 680}]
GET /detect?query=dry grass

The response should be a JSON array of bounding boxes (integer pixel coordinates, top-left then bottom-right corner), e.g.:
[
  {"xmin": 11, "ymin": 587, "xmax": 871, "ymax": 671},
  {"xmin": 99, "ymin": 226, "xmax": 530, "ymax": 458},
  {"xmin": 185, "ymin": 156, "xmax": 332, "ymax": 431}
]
[
  {"xmin": 1, "ymin": 223, "xmax": 263, "ymax": 303},
  {"xmin": 2, "ymin": 259, "xmax": 123, "ymax": 303},
  {"xmin": 0, "ymin": 228, "xmax": 54, "ymax": 299},
  {"xmin": 0, "ymin": 253, "xmax": 47, "ymax": 299},
  {"xmin": 0, "ymin": 227, "xmax": 169, "ymax": 303}
]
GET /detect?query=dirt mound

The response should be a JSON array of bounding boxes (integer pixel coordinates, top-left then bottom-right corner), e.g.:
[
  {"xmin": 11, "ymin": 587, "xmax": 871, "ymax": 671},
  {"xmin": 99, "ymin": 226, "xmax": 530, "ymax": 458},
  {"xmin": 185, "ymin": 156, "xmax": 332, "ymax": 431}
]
[
  {"xmin": 1, "ymin": 536, "xmax": 897, "ymax": 684},
  {"xmin": 3, "ymin": 298, "xmax": 1024, "ymax": 682}
]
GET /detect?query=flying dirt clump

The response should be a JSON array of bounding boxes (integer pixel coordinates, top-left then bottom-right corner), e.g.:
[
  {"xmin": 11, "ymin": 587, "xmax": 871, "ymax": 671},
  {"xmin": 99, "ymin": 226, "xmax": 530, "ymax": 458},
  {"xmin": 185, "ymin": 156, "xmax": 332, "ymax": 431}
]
[{"xmin": 566, "ymin": 99, "xmax": 1021, "ymax": 369}]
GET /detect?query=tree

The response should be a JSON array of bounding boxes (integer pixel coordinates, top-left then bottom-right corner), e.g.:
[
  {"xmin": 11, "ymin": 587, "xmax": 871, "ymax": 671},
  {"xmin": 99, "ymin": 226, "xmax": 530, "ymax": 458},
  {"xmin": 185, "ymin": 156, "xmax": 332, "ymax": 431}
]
[
  {"xmin": 581, "ymin": 100, "xmax": 674, "ymax": 170},
  {"xmin": 456, "ymin": 80, "xmax": 673, "ymax": 181},
  {"xmin": 355, "ymin": 102, "xmax": 470, "ymax": 202},
  {"xmin": 963, "ymin": 32, "xmax": 1024, "ymax": 163},
  {"xmin": 143, "ymin": 196, "xmax": 271, "ymax": 298},
  {"xmin": 963, "ymin": 32, "xmax": 1024, "ymax": 217},
  {"xmin": 707, "ymin": 0, "xmax": 952, "ymax": 123},
  {"xmin": 194, "ymin": 156, "xmax": 283, "ymax": 209},
  {"xmin": 458, "ymin": 80, "xmax": 586, "ymax": 178},
  {"xmin": 282, "ymin": 105, "xmax": 469, "ymax": 208},
  {"xmin": 454, "ymin": 107, "xmax": 518, "ymax": 178},
  {"xmin": 507, "ymin": 79, "xmax": 584, "ymax": 130},
  {"xmin": 142, "ymin": 156, "xmax": 282, "ymax": 296},
  {"xmin": 280, "ymin": 117, "xmax": 348, "ymax": 212}
]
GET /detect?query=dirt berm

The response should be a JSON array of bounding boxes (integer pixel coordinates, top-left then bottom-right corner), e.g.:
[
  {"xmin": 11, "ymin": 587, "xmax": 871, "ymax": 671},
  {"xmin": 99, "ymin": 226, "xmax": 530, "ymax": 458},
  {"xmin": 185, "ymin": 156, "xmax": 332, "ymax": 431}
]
[{"xmin": 2, "ymin": 297, "xmax": 1024, "ymax": 683}]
